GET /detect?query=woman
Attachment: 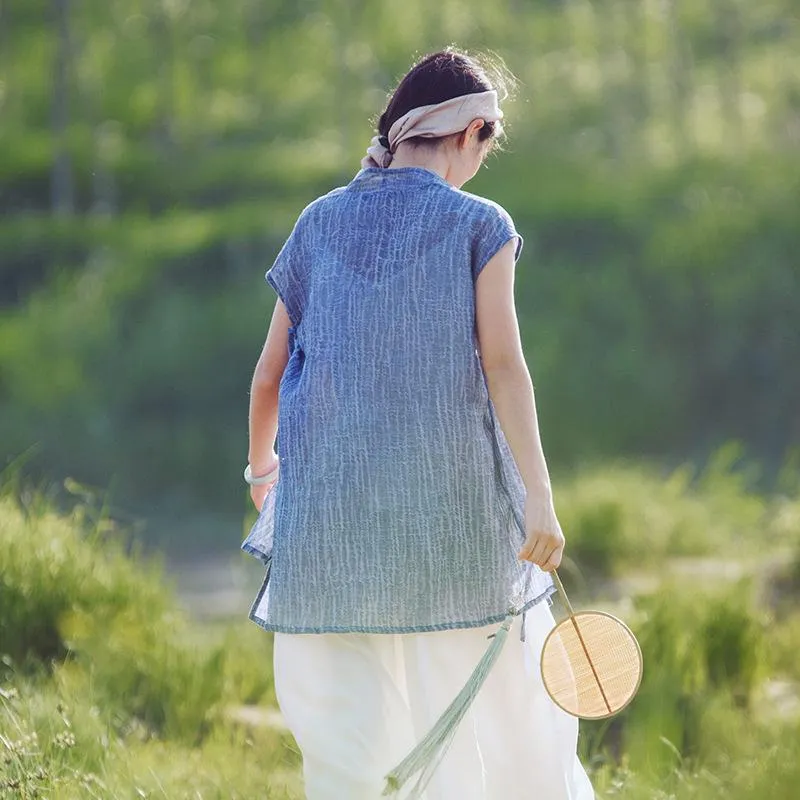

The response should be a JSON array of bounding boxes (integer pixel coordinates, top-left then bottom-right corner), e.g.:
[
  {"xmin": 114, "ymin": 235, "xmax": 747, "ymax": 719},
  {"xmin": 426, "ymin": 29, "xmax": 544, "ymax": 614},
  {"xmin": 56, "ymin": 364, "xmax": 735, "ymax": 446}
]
[{"xmin": 242, "ymin": 48, "xmax": 595, "ymax": 800}]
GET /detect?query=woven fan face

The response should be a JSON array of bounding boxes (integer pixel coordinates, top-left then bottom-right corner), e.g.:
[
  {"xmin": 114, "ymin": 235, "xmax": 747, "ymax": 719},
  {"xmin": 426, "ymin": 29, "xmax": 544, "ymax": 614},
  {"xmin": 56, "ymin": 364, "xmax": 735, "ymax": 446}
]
[{"xmin": 540, "ymin": 610, "xmax": 643, "ymax": 719}]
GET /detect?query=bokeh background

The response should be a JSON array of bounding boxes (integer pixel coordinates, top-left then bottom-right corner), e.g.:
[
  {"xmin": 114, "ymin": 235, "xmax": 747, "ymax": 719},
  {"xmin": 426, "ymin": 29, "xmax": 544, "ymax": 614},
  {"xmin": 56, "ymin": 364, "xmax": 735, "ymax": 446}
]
[{"xmin": 1, "ymin": 1, "xmax": 800, "ymax": 797}]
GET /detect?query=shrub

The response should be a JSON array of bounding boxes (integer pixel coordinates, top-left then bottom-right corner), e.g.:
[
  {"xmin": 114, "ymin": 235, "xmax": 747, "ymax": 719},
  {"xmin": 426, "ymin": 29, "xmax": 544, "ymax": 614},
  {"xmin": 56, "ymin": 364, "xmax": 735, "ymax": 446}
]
[
  {"xmin": 584, "ymin": 581, "xmax": 768, "ymax": 779},
  {"xmin": 0, "ymin": 494, "xmax": 228, "ymax": 740},
  {"xmin": 556, "ymin": 451, "xmax": 768, "ymax": 577}
]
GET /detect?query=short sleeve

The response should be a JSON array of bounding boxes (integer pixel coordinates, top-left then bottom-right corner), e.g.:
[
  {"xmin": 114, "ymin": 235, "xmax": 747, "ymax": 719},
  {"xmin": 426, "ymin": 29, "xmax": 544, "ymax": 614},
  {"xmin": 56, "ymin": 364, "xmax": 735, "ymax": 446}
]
[
  {"xmin": 472, "ymin": 203, "xmax": 524, "ymax": 281},
  {"xmin": 265, "ymin": 214, "xmax": 309, "ymax": 326}
]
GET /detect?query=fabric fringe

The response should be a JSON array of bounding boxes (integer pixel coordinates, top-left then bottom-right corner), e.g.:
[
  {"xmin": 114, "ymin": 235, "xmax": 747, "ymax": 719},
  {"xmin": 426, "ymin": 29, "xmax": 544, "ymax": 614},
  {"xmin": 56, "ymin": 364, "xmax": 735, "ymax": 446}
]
[{"xmin": 382, "ymin": 612, "xmax": 515, "ymax": 798}]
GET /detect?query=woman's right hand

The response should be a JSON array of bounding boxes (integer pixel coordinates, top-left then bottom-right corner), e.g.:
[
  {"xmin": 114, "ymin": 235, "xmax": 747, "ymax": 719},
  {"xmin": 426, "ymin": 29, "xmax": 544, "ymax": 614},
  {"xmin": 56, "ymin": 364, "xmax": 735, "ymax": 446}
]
[
  {"xmin": 518, "ymin": 494, "xmax": 565, "ymax": 572},
  {"xmin": 248, "ymin": 452, "xmax": 280, "ymax": 511}
]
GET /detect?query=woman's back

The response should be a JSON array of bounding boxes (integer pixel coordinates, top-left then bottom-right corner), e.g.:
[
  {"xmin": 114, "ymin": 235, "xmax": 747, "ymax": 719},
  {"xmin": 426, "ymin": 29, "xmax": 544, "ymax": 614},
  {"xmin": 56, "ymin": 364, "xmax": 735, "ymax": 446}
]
[
  {"xmin": 286, "ymin": 167, "xmax": 511, "ymax": 400},
  {"xmin": 246, "ymin": 165, "xmax": 554, "ymax": 634}
]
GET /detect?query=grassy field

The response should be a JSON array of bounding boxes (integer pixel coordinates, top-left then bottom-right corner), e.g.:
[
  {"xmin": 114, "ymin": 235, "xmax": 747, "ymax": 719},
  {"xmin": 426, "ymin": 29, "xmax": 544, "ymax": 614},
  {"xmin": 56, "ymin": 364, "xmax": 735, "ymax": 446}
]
[{"xmin": 2, "ymin": 461, "xmax": 800, "ymax": 798}]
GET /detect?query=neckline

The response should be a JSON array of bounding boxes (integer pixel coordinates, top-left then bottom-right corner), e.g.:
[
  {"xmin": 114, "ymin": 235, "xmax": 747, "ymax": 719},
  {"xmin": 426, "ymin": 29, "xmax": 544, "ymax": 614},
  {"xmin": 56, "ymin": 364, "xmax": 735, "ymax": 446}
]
[{"xmin": 352, "ymin": 166, "xmax": 452, "ymax": 189}]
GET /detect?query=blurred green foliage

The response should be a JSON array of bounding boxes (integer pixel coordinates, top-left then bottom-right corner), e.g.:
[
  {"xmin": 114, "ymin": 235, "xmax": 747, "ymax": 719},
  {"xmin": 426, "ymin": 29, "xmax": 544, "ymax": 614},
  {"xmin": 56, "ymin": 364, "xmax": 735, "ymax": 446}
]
[
  {"xmin": 0, "ymin": 492, "xmax": 275, "ymax": 743},
  {"xmin": 2, "ymin": 487, "xmax": 800, "ymax": 797},
  {"xmin": 0, "ymin": 0, "xmax": 798, "ymax": 517},
  {"xmin": 556, "ymin": 444, "xmax": 799, "ymax": 575},
  {"xmin": 618, "ymin": 584, "xmax": 766, "ymax": 768}
]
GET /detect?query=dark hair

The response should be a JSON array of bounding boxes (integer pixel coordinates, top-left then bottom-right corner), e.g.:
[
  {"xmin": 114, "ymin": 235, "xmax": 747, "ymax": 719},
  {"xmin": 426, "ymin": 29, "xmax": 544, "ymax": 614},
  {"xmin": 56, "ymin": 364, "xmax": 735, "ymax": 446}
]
[{"xmin": 377, "ymin": 47, "xmax": 516, "ymax": 151}]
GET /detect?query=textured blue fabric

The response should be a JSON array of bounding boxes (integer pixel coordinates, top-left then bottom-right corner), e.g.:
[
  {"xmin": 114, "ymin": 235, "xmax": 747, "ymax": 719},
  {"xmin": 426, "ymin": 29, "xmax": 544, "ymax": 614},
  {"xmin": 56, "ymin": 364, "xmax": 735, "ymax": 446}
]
[{"xmin": 242, "ymin": 166, "xmax": 555, "ymax": 634}]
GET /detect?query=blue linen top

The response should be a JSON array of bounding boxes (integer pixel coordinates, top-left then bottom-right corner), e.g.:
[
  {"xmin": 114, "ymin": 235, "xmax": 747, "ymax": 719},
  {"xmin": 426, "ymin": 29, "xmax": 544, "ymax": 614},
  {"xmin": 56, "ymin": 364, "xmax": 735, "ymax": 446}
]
[{"xmin": 242, "ymin": 166, "xmax": 555, "ymax": 634}]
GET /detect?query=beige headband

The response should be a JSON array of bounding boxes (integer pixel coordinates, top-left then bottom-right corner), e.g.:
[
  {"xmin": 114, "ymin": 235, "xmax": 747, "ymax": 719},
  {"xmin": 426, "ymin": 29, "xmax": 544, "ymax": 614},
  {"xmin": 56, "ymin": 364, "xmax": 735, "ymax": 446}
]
[{"xmin": 361, "ymin": 90, "xmax": 503, "ymax": 169}]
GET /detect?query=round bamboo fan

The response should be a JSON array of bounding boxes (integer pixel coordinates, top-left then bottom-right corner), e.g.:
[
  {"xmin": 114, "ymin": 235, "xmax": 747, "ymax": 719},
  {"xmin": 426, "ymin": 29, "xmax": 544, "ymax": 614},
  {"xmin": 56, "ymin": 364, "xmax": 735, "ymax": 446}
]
[{"xmin": 540, "ymin": 574, "xmax": 643, "ymax": 720}]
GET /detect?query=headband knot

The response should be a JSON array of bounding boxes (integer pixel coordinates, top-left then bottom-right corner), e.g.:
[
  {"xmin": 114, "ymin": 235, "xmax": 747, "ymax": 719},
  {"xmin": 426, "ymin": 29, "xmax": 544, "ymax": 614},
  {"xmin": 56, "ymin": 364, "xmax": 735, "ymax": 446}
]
[{"xmin": 361, "ymin": 90, "xmax": 503, "ymax": 170}]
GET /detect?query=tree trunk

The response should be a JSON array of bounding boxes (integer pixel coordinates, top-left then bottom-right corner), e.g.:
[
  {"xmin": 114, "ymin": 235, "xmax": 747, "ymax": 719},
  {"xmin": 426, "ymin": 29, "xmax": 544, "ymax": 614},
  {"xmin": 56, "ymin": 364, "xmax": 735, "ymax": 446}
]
[
  {"xmin": 51, "ymin": 0, "xmax": 75, "ymax": 216},
  {"xmin": 151, "ymin": 5, "xmax": 175, "ymax": 151},
  {"xmin": 628, "ymin": 0, "xmax": 650, "ymax": 128},
  {"xmin": 666, "ymin": 0, "xmax": 693, "ymax": 159},
  {"xmin": 713, "ymin": 0, "xmax": 743, "ymax": 152},
  {"xmin": 0, "ymin": 1, "xmax": 9, "ymax": 113}
]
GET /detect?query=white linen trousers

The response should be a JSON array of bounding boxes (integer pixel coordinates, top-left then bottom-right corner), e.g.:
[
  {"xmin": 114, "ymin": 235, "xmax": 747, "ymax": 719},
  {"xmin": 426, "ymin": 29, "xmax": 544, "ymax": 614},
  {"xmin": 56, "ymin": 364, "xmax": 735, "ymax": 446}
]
[{"xmin": 273, "ymin": 598, "xmax": 596, "ymax": 800}]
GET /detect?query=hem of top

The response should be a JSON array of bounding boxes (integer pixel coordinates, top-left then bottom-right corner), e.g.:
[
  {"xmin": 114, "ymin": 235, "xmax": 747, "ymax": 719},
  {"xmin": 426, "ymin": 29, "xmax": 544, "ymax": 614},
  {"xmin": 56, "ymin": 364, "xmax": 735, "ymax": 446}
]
[
  {"xmin": 241, "ymin": 542, "xmax": 269, "ymax": 565},
  {"xmin": 246, "ymin": 582, "xmax": 556, "ymax": 635}
]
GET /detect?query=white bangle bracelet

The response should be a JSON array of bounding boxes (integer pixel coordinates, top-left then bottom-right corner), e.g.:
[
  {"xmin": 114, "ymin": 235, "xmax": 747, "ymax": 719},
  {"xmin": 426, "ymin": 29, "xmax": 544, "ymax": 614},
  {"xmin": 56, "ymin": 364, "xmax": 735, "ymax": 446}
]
[{"xmin": 244, "ymin": 463, "xmax": 279, "ymax": 486}]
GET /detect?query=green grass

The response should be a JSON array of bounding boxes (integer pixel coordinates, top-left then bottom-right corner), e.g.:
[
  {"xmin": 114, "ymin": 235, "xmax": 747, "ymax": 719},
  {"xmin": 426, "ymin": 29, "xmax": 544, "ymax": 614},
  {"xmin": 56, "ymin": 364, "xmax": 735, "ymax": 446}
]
[
  {"xmin": 1, "ymin": 678, "xmax": 301, "ymax": 798},
  {"xmin": 2, "ymin": 469, "xmax": 800, "ymax": 797},
  {"xmin": 0, "ymin": 490, "xmax": 298, "ymax": 797}
]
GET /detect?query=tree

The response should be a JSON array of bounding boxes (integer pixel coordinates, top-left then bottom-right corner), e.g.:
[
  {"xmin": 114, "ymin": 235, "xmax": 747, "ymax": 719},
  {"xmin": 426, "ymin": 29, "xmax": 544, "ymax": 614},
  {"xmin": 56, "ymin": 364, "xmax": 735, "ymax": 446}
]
[{"xmin": 51, "ymin": 0, "xmax": 75, "ymax": 216}]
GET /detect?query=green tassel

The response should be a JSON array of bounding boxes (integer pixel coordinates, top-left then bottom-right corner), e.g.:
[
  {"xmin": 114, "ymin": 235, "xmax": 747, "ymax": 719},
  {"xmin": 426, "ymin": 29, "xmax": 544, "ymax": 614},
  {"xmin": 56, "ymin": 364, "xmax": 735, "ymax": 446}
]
[{"xmin": 382, "ymin": 612, "xmax": 515, "ymax": 798}]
